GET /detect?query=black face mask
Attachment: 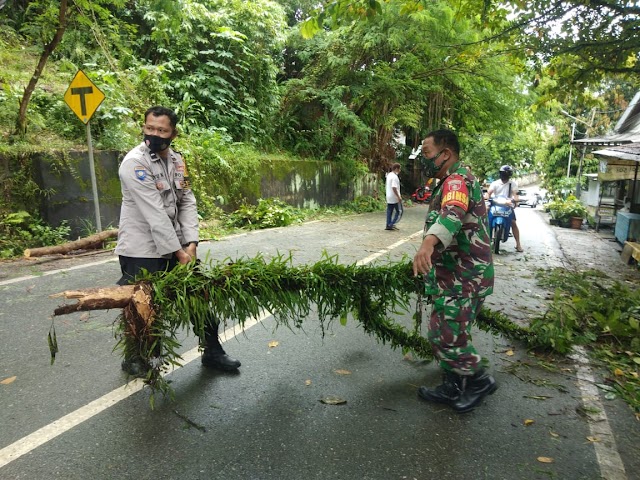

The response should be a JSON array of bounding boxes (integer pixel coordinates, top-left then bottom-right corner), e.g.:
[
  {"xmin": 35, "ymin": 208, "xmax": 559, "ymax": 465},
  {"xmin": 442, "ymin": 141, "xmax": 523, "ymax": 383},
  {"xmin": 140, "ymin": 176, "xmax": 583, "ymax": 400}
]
[{"xmin": 144, "ymin": 134, "xmax": 172, "ymax": 153}]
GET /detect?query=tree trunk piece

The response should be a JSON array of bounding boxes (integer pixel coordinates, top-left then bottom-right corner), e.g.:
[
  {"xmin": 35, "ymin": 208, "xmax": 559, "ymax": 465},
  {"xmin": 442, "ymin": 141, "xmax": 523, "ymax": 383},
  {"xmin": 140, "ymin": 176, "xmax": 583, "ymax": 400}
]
[
  {"xmin": 51, "ymin": 285, "xmax": 135, "ymax": 315},
  {"xmin": 15, "ymin": 0, "xmax": 69, "ymax": 134},
  {"xmin": 25, "ymin": 229, "xmax": 118, "ymax": 257}
]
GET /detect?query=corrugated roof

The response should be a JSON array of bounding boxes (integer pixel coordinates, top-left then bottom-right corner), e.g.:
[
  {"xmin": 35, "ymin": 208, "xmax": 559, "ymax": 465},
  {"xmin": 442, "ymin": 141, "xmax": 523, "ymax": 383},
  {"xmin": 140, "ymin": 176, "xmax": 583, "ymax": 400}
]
[{"xmin": 593, "ymin": 143, "xmax": 640, "ymax": 162}]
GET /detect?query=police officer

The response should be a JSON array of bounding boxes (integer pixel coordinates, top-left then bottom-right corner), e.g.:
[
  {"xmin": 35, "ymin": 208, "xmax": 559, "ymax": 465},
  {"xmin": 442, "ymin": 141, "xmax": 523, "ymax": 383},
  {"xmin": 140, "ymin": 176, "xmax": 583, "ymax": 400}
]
[
  {"xmin": 116, "ymin": 105, "xmax": 241, "ymax": 376},
  {"xmin": 412, "ymin": 129, "xmax": 496, "ymax": 413}
]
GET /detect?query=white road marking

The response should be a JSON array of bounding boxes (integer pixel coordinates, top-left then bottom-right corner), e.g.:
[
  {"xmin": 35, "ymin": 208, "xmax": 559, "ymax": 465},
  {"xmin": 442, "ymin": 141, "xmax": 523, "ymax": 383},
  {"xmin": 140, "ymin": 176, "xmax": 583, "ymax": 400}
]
[
  {"xmin": 357, "ymin": 230, "xmax": 423, "ymax": 265},
  {"xmin": 0, "ymin": 257, "xmax": 119, "ymax": 286},
  {"xmin": 0, "ymin": 233, "xmax": 421, "ymax": 469},
  {"xmin": 570, "ymin": 346, "xmax": 628, "ymax": 480},
  {"xmin": 0, "ymin": 314, "xmax": 265, "ymax": 469}
]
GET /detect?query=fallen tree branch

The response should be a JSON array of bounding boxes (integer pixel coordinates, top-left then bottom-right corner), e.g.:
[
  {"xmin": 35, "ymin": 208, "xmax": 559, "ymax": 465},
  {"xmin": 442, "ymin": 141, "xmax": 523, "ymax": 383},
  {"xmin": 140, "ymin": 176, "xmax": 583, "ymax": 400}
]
[
  {"xmin": 49, "ymin": 254, "xmax": 535, "ymax": 403},
  {"xmin": 25, "ymin": 229, "xmax": 118, "ymax": 258}
]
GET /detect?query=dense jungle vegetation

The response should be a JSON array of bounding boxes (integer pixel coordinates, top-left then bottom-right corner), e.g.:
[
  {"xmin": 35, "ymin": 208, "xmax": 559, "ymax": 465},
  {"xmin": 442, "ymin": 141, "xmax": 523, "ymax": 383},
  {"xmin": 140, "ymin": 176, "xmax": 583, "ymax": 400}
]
[{"xmin": 0, "ymin": 0, "xmax": 638, "ymax": 243}]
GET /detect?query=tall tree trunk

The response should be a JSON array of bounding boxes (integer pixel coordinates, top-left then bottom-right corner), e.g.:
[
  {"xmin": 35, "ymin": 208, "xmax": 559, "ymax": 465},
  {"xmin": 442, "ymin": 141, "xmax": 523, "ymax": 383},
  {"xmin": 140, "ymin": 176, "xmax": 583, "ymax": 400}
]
[{"xmin": 14, "ymin": 0, "xmax": 69, "ymax": 135}]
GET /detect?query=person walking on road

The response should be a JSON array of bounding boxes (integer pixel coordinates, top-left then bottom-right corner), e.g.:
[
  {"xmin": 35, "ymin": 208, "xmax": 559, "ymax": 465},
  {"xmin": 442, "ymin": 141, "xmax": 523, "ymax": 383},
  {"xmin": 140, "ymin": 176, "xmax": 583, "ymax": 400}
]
[
  {"xmin": 487, "ymin": 165, "xmax": 523, "ymax": 252},
  {"xmin": 385, "ymin": 163, "xmax": 403, "ymax": 230},
  {"xmin": 115, "ymin": 105, "xmax": 241, "ymax": 376},
  {"xmin": 412, "ymin": 129, "xmax": 497, "ymax": 413}
]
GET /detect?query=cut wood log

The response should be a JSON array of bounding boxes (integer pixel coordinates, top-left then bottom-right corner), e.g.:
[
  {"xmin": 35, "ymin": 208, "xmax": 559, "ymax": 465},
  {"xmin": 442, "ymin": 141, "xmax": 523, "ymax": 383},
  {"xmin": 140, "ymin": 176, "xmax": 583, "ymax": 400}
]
[
  {"xmin": 51, "ymin": 285, "xmax": 135, "ymax": 315},
  {"xmin": 25, "ymin": 228, "xmax": 118, "ymax": 258}
]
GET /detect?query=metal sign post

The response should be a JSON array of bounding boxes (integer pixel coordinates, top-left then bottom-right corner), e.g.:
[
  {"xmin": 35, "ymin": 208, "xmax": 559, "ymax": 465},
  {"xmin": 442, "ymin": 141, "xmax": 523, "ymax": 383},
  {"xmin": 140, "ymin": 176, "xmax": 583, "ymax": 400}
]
[{"xmin": 63, "ymin": 70, "xmax": 106, "ymax": 232}]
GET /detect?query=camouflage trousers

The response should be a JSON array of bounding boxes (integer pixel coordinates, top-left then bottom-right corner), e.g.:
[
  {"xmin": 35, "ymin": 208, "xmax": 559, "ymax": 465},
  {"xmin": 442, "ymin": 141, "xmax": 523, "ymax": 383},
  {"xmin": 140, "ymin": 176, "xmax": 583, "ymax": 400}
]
[{"xmin": 428, "ymin": 296, "xmax": 484, "ymax": 375}]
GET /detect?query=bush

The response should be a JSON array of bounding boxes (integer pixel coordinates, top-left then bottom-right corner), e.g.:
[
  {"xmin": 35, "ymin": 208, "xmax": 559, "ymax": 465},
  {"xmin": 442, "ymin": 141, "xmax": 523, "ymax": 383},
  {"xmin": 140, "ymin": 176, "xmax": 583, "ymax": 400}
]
[
  {"xmin": 0, "ymin": 211, "xmax": 70, "ymax": 258},
  {"xmin": 225, "ymin": 198, "xmax": 304, "ymax": 230}
]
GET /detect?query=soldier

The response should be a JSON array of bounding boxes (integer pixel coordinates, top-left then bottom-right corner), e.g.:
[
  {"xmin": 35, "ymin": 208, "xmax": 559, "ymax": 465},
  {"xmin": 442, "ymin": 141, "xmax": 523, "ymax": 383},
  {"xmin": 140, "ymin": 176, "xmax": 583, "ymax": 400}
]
[
  {"xmin": 412, "ymin": 129, "xmax": 497, "ymax": 413},
  {"xmin": 116, "ymin": 105, "xmax": 241, "ymax": 376}
]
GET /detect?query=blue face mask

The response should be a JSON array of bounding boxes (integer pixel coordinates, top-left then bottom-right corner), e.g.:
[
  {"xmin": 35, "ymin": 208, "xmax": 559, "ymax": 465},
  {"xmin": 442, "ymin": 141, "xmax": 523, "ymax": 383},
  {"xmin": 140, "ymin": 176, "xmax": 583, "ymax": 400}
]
[{"xmin": 421, "ymin": 150, "xmax": 445, "ymax": 178}]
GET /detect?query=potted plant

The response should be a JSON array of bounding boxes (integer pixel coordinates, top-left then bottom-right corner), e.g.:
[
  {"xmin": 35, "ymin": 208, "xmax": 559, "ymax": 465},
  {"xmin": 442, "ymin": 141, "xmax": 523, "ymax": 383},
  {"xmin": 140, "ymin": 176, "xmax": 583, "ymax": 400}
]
[{"xmin": 546, "ymin": 195, "xmax": 587, "ymax": 228}]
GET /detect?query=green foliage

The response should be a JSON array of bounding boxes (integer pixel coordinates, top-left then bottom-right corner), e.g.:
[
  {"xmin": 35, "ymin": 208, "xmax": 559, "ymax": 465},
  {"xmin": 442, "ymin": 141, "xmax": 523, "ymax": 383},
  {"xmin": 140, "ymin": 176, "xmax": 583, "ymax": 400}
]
[
  {"xmin": 225, "ymin": 198, "xmax": 304, "ymax": 229},
  {"xmin": 132, "ymin": 0, "xmax": 287, "ymax": 143},
  {"xmin": 110, "ymin": 254, "xmax": 430, "ymax": 400},
  {"xmin": 279, "ymin": 0, "xmax": 526, "ymax": 172},
  {"xmin": 531, "ymin": 268, "xmax": 640, "ymax": 411},
  {"xmin": 545, "ymin": 194, "xmax": 588, "ymax": 222},
  {"xmin": 173, "ymin": 127, "xmax": 262, "ymax": 215},
  {"xmin": 338, "ymin": 195, "xmax": 385, "ymax": 213},
  {"xmin": 0, "ymin": 211, "xmax": 70, "ymax": 258}
]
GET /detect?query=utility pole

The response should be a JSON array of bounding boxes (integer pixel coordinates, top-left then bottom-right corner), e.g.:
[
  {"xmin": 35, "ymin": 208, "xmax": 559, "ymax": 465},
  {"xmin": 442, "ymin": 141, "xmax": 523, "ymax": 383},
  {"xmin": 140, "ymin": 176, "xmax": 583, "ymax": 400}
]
[
  {"xmin": 574, "ymin": 108, "xmax": 597, "ymax": 197},
  {"xmin": 559, "ymin": 108, "xmax": 595, "ymax": 196},
  {"xmin": 566, "ymin": 122, "xmax": 576, "ymax": 177}
]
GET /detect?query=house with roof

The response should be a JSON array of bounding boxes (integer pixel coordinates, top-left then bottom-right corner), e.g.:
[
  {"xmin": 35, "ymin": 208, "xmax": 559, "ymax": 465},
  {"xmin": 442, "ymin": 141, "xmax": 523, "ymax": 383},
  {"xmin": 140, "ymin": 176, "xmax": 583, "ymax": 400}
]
[{"xmin": 571, "ymin": 92, "xmax": 640, "ymax": 244}]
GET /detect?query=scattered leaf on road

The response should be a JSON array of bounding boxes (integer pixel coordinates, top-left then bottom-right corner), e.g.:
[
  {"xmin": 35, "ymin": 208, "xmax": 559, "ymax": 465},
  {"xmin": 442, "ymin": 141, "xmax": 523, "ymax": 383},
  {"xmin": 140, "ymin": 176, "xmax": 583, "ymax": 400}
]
[
  {"xmin": 506, "ymin": 349, "xmax": 515, "ymax": 356},
  {"xmin": 549, "ymin": 431, "xmax": 559, "ymax": 438},
  {"xmin": 268, "ymin": 340, "xmax": 279, "ymax": 348},
  {"xmin": 1, "ymin": 376, "xmax": 17, "ymax": 385},
  {"xmin": 524, "ymin": 419, "xmax": 535, "ymax": 426},
  {"xmin": 320, "ymin": 395, "xmax": 347, "ymax": 405},
  {"xmin": 537, "ymin": 457, "xmax": 554, "ymax": 463},
  {"xmin": 305, "ymin": 379, "xmax": 312, "ymax": 386},
  {"xmin": 614, "ymin": 368, "xmax": 624, "ymax": 376},
  {"xmin": 79, "ymin": 313, "xmax": 90, "ymax": 322},
  {"xmin": 334, "ymin": 369, "xmax": 351, "ymax": 375},
  {"xmin": 586, "ymin": 436, "xmax": 600, "ymax": 443}
]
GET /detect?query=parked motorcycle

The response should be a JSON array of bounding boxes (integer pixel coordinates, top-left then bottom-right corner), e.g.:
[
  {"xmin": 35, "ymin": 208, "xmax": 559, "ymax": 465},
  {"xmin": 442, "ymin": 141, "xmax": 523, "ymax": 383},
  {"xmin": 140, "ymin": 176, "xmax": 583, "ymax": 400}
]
[
  {"xmin": 487, "ymin": 195, "xmax": 514, "ymax": 254},
  {"xmin": 411, "ymin": 184, "xmax": 432, "ymax": 203}
]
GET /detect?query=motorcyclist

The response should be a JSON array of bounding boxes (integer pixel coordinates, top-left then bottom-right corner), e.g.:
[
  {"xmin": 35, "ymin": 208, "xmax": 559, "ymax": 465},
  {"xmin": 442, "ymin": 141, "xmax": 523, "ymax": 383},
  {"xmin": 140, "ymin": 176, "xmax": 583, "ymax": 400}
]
[{"xmin": 486, "ymin": 165, "xmax": 523, "ymax": 252}]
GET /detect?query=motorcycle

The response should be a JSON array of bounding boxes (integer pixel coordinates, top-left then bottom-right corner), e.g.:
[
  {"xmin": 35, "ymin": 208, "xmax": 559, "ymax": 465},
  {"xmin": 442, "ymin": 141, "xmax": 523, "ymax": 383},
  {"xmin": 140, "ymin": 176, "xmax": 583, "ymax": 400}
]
[
  {"xmin": 487, "ymin": 195, "xmax": 514, "ymax": 254},
  {"xmin": 411, "ymin": 184, "xmax": 432, "ymax": 203}
]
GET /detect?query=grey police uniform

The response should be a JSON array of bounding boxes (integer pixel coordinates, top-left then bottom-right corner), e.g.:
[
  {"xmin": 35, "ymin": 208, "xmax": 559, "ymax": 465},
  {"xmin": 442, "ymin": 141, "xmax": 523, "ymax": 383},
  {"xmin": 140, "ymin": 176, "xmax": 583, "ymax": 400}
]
[{"xmin": 115, "ymin": 142, "xmax": 198, "ymax": 259}]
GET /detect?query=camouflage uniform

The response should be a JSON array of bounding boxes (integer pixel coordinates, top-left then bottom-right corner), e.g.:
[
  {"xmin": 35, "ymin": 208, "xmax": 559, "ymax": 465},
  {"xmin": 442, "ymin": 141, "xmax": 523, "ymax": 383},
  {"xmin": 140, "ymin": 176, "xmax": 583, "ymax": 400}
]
[{"xmin": 423, "ymin": 161, "xmax": 494, "ymax": 375}]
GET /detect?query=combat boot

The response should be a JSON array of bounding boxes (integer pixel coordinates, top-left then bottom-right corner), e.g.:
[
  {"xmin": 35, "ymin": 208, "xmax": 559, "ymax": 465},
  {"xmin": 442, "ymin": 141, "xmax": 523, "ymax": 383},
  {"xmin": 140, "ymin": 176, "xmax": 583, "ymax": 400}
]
[
  {"xmin": 452, "ymin": 369, "xmax": 498, "ymax": 413},
  {"xmin": 418, "ymin": 369, "xmax": 497, "ymax": 413},
  {"xmin": 418, "ymin": 370, "xmax": 464, "ymax": 406},
  {"xmin": 202, "ymin": 348, "xmax": 241, "ymax": 371}
]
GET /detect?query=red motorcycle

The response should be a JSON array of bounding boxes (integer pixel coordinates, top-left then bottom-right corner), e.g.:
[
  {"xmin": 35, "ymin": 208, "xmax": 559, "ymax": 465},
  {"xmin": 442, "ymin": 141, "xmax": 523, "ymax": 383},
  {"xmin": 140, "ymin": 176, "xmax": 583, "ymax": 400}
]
[{"xmin": 411, "ymin": 184, "xmax": 432, "ymax": 203}]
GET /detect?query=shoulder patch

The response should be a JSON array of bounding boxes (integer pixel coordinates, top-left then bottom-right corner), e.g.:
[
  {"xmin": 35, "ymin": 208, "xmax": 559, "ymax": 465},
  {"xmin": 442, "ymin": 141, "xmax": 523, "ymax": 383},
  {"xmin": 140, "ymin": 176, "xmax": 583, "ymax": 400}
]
[
  {"xmin": 134, "ymin": 166, "xmax": 147, "ymax": 181},
  {"xmin": 442, "ymin": 174, "xmax": 469, "ymax": 210}
]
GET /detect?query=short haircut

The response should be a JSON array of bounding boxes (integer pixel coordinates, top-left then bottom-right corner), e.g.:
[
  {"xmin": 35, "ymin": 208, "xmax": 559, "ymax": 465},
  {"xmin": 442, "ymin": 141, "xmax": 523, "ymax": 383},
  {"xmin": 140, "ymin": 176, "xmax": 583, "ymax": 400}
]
[
  {"xmin": 144, "ymin": 106, "xmax": 178, "ymax": 130},
  {"xmin": 425, "ymin": 129, "xmax": 460, "ymax": 155},
  {"xmin": 391, "ymin": 162, "xmax": 401, "ymax": 171}
]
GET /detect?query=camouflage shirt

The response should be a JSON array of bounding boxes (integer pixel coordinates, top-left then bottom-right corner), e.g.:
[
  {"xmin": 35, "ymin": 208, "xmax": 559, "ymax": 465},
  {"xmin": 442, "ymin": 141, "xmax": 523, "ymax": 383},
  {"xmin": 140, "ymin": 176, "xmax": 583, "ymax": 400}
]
[{"xmin": 423, "ymin": 161, "xmax": 494, "ymax": 298}]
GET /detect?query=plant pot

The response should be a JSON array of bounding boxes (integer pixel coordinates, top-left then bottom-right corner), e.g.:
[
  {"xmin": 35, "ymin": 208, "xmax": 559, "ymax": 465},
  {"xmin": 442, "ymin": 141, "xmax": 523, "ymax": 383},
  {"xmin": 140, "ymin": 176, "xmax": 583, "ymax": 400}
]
[{"xmin": 569, "ymin": 216, "xmax": 583, "ymax": 229}]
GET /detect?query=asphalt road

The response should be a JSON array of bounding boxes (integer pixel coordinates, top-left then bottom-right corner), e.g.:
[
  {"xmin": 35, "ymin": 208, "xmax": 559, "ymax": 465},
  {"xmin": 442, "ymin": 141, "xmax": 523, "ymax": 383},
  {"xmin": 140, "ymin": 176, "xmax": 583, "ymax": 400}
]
[{"xmin": 1, "ymin": 202, "xmax": 638, "ymax": 480}]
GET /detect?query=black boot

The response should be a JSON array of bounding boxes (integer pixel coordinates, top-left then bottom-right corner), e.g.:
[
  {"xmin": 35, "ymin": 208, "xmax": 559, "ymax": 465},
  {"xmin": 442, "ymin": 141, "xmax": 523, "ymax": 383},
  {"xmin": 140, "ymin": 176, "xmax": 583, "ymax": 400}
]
[
  {"xmin": 202, "ymin": 349, "xmax": 241, "ymax": 371},
  {"xmin": 453, "ymin": 369, "xmax": 498, "ymax": 413},
  {"xmin": 201, "ymin": 324, "xmax": 241, "ymax": 371},
  {"xmin": 418, "ymin": 369, "xmax": 497, "ymax": 413},
  {"xmin": 418, "ymin": 370, "xmax": 463, "ymax": 405}
]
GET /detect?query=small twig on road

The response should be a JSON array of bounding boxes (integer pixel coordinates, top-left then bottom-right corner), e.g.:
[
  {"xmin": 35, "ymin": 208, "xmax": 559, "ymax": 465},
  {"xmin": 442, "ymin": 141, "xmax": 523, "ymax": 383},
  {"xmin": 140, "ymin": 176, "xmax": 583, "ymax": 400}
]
[{"xmin": 172, "ymin": 409, "xmax": 206, "ymax": 432}]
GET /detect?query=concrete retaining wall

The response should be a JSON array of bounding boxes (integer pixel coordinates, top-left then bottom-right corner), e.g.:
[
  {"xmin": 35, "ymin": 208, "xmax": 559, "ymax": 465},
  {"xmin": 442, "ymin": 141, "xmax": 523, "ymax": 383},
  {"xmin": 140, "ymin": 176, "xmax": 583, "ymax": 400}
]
[{"xmin": 4, "ymin": 151, "xmax": 378, "ymax": 237}]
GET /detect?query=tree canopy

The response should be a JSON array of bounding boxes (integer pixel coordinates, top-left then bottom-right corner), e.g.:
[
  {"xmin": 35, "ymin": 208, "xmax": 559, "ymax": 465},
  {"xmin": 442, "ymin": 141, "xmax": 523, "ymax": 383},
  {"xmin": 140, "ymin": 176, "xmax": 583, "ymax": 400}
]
[{"xmin": 0, "ymin": 0, "xmax": 637, "ymax": 192}]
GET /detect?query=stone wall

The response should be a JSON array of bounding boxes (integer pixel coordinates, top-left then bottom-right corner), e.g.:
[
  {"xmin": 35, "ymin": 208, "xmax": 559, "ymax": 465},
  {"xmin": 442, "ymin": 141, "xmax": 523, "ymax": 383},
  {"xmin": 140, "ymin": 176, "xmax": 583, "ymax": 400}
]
[{"xmin": 5, "ymin": 151, "xmax": 378, "ymax": 237}]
